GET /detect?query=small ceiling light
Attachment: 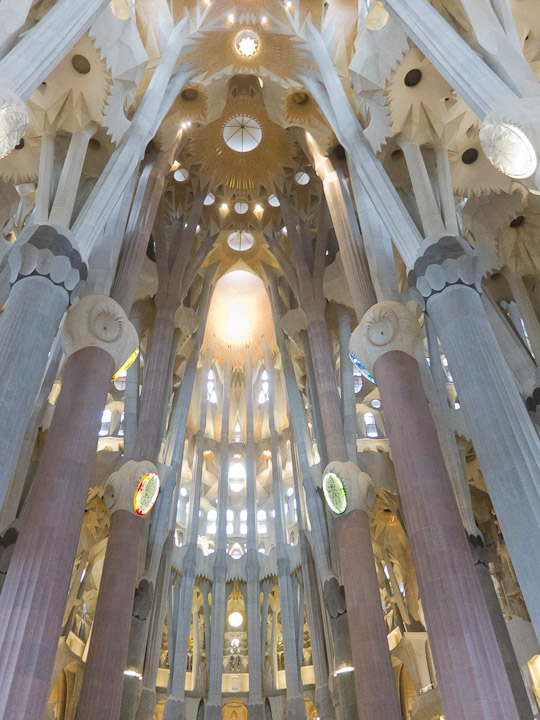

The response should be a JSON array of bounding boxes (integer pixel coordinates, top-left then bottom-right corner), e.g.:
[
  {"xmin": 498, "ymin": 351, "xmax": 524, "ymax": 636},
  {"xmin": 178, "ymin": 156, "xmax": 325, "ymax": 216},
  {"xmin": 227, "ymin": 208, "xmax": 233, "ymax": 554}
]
[
  {"xmin": 262, "ymin": 450, "xmax": 271, "ymax": 458},
  {"xmin": 285, "ymin": 1, "xmax": 292, "ymax": 8},
  {"xmin": 180, "ymin": 487, "xmax": 188, "ymax": 497},
  {"xmin": 282, "ymin": 226, "xmax": 287, "ymax": 234},
  {"xmin": 286, "ymin": 487, "xmax": 294, "ymax": 497},
  {"xmin": 254, "ymin": 203, "xmax": 263, "ymax": 212},
  {"xmin": 221, "ymin": 203, "xmax": 229, "ymax": 211},
  {"xmin": 371, "ymin": 398, "xmax": 381, "ymax": 409},
  {"xmin": 228, "ymin": 13, "xmax": 235, "ymax": 23},
  {"xmin": 261, "ymin": 15, "xmax": 268, "ymax": 23},
  {"xmin": 235, "ymin": 30, "xmax": 259, "ymax": 58},
  {"xmin": 228, "ymin": 611, "xmax": 243, "ymax": 627}
]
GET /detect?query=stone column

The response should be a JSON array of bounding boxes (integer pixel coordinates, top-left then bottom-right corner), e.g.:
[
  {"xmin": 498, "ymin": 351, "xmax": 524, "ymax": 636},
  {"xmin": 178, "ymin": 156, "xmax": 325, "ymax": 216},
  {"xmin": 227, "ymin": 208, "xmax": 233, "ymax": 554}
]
[
  {"xmin": 322, "ymin": 461, "xmax": 401, "ymax": 720},
  {"xmin": 163, "ymin": 361, "xmax": 211, "ymax": 720},
  {"xmin": 267, "ymin": 356, "xmax": 307, "ymax": 720},
  {"xmin": 205, "ymin": 352, "xmax": 232, "ymax": 720},
  {"xmin": 0, "ymin": 224, "xmax": 87, "ymax": 509},
  {"xmin": 503, "ymin": 269, "xmax": 540, "ymax": 369},
  {"xmin": 351, "ymin": 300, "xmax": 520, "ymax": 720},
  {"xmin": 245, "ymin": 353, "xmax": 265, "ymax": 720},
  {"xmin": 408, "ymin": 235, "xmax": 540, "ymax": 642},
  {"xmin": 336, "ymin": 307, "xmax": 357, "ymax": 463},
  {"xmin": 75, "ymin": 460, "xmax": 158, "ymax": 720},
  {"xmin": 0, "ymin": 295, "xmax": 135, "ymax": 720}
]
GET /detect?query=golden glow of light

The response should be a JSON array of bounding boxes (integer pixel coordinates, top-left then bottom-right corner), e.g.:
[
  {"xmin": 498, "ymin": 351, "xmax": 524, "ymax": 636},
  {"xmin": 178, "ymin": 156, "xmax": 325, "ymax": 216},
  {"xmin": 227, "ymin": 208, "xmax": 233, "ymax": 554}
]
[
  {"xmin": 203, "ymin": 449, "xmax": 213, "ymax": 457},
  {"xmin": 285, "ymin": 1, "xmax": 292, "ymax": 8},
  {"xmin": 262, "ymin": 450, "xmax": 271, "ymax": 458},
  {"xmin": 112, "ymin": 347, "xmax": 139, "ymax": 381},
  {"xmin": 261, "ymin": 15, "xmax": 267, "ymax": 24},
  {"xmin": 220, "ymin": 203, "xmax": 229, "ymax": 211},
  {"xmin": 228, "ymin": 611, "xmax": 243, "ymax": 627},
  {"xmin": 228, "ymin": 13, "xmax": 235, "ymax": 23},
  {"xmin": 254, "ymin": 203, "xmax": 263, "ymax": 213},
  {"xmin": 171, "ymin": 160, "xmax": 180, "ymax": 171}
]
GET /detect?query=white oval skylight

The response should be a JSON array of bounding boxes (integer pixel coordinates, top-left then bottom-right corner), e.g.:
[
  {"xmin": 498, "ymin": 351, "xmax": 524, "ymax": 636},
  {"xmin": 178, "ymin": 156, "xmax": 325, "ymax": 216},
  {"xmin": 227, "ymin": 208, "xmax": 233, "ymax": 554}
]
[
  {"xmin": 295, "ymin": 171, "xmax": 310, "ymax": 185},
  {"xmin": 173, "ymin": 167, "xmax": 189, "ymax": 182},
  {"xmin": 268, "ymin": 194, "xmax": 280, "ymax": 207},
  {"xmin": 228, "ymin": 231, "xmax": 254, "ymax": 252},
  {"xmin": 234, "ymin": 201, "xmax": 249, "ymax": 214},
  {"xmin": 223, "ymin": 116, "xmax": 262, "ymax": 153},
  {"xmin": 204, "ymin": 193, "xmax": 215, "ymax": 205}
]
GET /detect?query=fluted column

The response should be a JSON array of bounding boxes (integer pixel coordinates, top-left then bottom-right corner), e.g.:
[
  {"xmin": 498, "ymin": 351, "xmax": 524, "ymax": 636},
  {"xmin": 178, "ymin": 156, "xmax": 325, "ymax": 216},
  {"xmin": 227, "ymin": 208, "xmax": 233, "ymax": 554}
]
[
  {"xmin": 409, "ymin": 235, "xmax": 540, "ymax": 642},
  {"xmin": 0, "ymin": 224, "xmax": 87, "ymax": 509},
  {"xmin": 75, "ymin": 461, "xmax": 159, "ymax": 720},
  {"xmin": 245, "ymin": 352, "xmax": 265, "ymax": 720},
  {"xmin": 0, "ymin": 296, "xmax": 135, "ymax": 720},
  {"xmin": 163, "ymin": 360, "xmax": 211, "ymax": 720},
  {"xmin": 266, "ymin": 354, "xmax": 307, "ymax": 720},
  {"xmin": 336, "ymin": 307, "xmax": 357, "ymax": 463},
  {"xmin": 205, "ymin": 351, "xmax": 232, "ymax": 720},
  {"xmin": 351, "ymin": 300, "xmax": 520, "ymax": 720}
]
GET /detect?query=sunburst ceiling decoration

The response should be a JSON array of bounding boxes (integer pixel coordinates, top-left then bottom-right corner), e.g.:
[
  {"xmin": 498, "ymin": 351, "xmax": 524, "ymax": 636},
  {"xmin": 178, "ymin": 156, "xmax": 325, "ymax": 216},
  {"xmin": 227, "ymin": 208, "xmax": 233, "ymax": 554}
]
[{"xmin": 188, "ymin": 98, "xmax": 295, "ymax": 189}]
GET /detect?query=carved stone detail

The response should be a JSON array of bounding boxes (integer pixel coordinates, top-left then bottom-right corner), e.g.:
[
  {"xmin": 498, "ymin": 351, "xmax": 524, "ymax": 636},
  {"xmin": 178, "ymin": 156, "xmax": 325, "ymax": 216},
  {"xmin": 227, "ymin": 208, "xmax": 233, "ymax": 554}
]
[
  {"xmin": 323, "ymin": 460, "xmax": 375, "ymax": 515},
  {"xmin": 8, "ymin": 224, "xmax": 87, "ymax": 303},
  {"xmin": 103, "ymin": 459, "xmax": 157, "ymax": 516},
  {"xmin": 407, "ymin": 234, "xmax": 482, "ymax": 310},
  {"xmin": 62, "ymin": 294, "xmax": 138, "ymax": 374},
  {"xmin": 0, "ymin": 90, "xmax": 28, "ymax": 160},
  {"xmin": 350, "ymin": 301, "xmax": 421, "ymax": 373}
]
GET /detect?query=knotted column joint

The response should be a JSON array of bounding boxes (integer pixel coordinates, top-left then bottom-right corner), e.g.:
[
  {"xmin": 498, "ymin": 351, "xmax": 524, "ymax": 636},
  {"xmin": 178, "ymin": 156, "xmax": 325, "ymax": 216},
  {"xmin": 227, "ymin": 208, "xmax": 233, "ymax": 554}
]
[
  {"xmin": 408, "ymin": 234, "xmax": 482, "ymax": 311},
  {"xmin": 8, "ymin": 224, "xmax": 87, "ymax": 304}
]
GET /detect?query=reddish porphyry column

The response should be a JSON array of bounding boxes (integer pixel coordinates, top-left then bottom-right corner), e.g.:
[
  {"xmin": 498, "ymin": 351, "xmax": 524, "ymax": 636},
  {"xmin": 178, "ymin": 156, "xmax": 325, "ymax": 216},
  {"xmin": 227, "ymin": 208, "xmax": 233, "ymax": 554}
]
[
  {"xmin": 74, "ymin": 460, "xmax": 154, "ymax": 720},
  {"xmin": 351, "ymin": 301, "xmax": 519, "ymax": 720},
  {"xmin": 324, "ymin": 461, "xmax": 402, "ymax": 720},
  {"xmin": 0, "ymin": 295, "xmax": 137, "ymax": 720}
]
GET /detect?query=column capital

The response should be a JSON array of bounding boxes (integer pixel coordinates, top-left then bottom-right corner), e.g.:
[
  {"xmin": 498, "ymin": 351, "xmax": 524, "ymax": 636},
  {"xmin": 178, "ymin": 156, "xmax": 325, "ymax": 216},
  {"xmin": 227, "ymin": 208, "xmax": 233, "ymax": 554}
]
[
  {"xmin": 323, "ymin": 460, "xmax": 375, "ymax": 515},
  {"xmin": 104, "ymin": 459, "xmax": 159, "ymax": 516},
  {"xmin": 350, "ymin": 300, "xmax": 421, "ymax": 373},
  {"xmin": 0, "ymin": 88, "xmax": 27, "ymax": 160},
  {"xmin": 8, "ymin": 223, "xmax": 87, "ymax": 304},
  {"xmin": 62, "ymin": 294, "xmax": 138, "ymax": 374},
  {"xmin": 408, "ymin": 234, "xmax": 482, "ymax": 310}
]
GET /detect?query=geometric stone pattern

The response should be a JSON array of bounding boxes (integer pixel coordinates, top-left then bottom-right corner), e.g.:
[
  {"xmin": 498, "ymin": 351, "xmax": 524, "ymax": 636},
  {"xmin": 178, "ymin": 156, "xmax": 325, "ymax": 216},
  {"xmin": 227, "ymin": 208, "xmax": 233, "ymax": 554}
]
[
  {"xmin": 408, "ymin": 235, "xmax": 482, "ymax": 310},
  {"xmin": 8, "ymin": 224, "xmax": 87, "ymax": 304}
]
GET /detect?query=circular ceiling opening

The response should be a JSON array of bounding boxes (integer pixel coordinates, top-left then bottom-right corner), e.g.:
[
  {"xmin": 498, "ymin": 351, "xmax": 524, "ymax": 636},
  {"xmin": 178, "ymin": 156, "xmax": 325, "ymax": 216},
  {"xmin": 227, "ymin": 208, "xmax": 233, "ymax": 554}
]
[
  {"xmin": 235, "ymin": 30, "xmax": 259, "ymax": 57},
  {"xmin": 292, "ymin": 91, "xmax": 309, "ymax": 105},
  {"xmin": 173, "ymin": 168, "xmax": 189, "ymax": 182},
  {"xmin": 461, "ymin": 148, "xmax": 479, "ymax": 165},
  {"xmin": 295, "ymin": 171, "xmax": 310, "ymax": 185},
  {"xmin": 228, "ymin": 231, "xmax": 254, "ymax": 252},
  {"xmin": 72, "ymin": 55, "xmax": 91, "ymax": 75},
  {"xmin": 234, "ymin": 201, "xmax": 249, "ymax": 214},
  {"xmin": 404, "ymin": 68, "xmax": 422, "ymax": 87},
  {"xmin": 181, "ymin": 87, "xmax": 198, "ymax": 101},
  {"xmin": 268, "ymin": 194, "xmax": 280, "ymax": 207},
  {"xmin": 223, "ymin": 116, "xmax": 262, "ymax": 153},
  {"xmin": 204, "ymin": 193, "xmax": 215, "ymax": 205}
]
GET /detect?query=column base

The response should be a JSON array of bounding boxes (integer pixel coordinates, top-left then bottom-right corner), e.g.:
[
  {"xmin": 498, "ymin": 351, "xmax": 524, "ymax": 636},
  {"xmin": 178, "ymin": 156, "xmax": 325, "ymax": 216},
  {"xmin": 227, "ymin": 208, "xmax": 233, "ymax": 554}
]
[
  {"xmin": 135, "ymin": 688, "xmax": 158, "ymax": 720},
  {"xmin": 315, "ymin": 684, "xmax": 336, "ymax": 720},
  {"xmin": 204, "ymin": 702, "xmax": 223, "ymax": 720},
  {"xmin": 247, "ymin": 700, "xmax": 266, "ymax": 720},
  {"xmin": 286, "ymin": 695, "xmax": 307, "ymax": 720},
  {"xmin": 162, "ymin": 695, "xmax": 185, "ymax": 720}
]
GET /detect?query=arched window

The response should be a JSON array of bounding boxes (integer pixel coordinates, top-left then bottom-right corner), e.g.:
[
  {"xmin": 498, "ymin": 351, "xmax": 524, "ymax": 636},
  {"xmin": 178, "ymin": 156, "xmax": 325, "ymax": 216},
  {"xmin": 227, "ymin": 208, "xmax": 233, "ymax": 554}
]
[
  {"xmin": 364, "ymin": 412, "xmax": 378, "ymax": 438},
  {"xmin": 227, "ymin": 509, "xmax": 235, "ymax": 535},
  {"xmin": 113, "ymin": 370, "xmax": 127, "ymax": 392},
  {"xmin": 117, "ymin": 411, "xmax": 125, "ymax": 437},
  {"xmin": 257, "ymin": 509, "xmax": 267, "ymax": 534},
  {"xmin": 206, "ymin": 509, "xmax": 217, "ymax": 535},
  {"xmin": 239, "ymin": 509, "xmax": 247, "ymax": 535},
  {"xmin": 229, "ymin": 462, "xmax": 246, "ymax": 493},
  {"xmin": 99, "ymin": 409, "xmax": 112, "ymax": 436},
  {"xmin": 207, "ymin": 369, "xmax": 217, "ymax": 404},
  {"xmin": 233, "ymin": 422, "xmax": 242, "ymax": 442},
  {"xmin": 259, "ymin": 369, "xmax": 269, "ymax": 404},
  {"xmin": 353, "ymin": 366, "xmax": 362, "ymax": 394}
]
